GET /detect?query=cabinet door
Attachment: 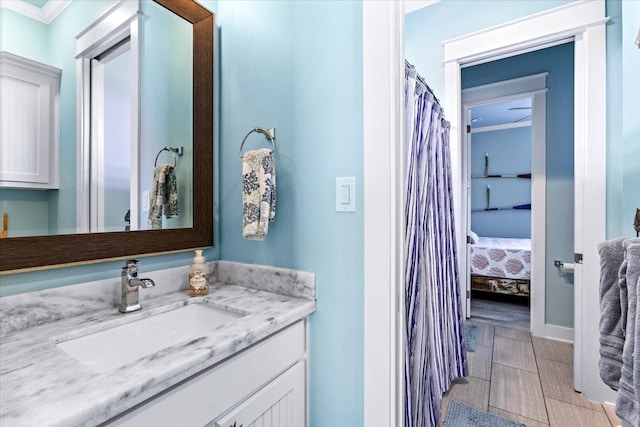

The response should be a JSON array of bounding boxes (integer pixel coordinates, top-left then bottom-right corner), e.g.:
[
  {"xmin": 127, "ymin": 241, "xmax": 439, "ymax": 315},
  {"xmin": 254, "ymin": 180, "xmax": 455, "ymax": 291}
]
[
  {"xmin": 0, "ymin": 52, "xmax": 60, "ymax": 189},
  {"xmin": 214, "ymin": 361, "xmax": 305, "ymax": 427}
]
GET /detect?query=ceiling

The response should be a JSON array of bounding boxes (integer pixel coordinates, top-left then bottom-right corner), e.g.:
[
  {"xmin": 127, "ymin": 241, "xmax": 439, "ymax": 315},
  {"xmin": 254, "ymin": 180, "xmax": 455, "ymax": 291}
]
[
  {"xmin": 469, "ymin": 97, "xmax": 532, "ymax": 129},
  {"xmin": 22, "ymin": 0, "xmax": 48, "ymax": 7}
]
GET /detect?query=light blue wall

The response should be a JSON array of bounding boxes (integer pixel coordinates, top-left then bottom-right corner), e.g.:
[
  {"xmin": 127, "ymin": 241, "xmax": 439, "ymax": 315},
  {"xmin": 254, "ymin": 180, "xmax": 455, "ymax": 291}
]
[
  {"xmin": 217, "ymin": 1, "xmax": 363, "ymax": 425},
  {"xmin": 140, "ymin": 0, "xmax": 194, "ymax": 230},
  {"xmin": 470, "ymin": 126, "xmax": 532, "ymax": 238},
  {"xmin": 606, "ymin": 0, "xmax": 640, "ymax": 238},
  {"xmin": 462, "ymin": 43, "xmax": 575, "ymax": 328},
  {"xmin": 0, "ymin": 7, "xmax": 49, "ymax": 62},
  {"xmin": 404, "ymin": 0, "xmax": 575, "ymax": 97}
]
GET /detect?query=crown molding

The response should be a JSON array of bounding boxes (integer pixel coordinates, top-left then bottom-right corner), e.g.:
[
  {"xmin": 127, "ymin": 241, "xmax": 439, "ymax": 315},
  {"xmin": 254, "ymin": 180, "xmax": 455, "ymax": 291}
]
[
  {"xmin": 404, "ymin": 0, "xmax": 440, "ymax": 15},
  {"xmin": 0, "ymin": 0, "xmax": 72, "ymax": 24}
]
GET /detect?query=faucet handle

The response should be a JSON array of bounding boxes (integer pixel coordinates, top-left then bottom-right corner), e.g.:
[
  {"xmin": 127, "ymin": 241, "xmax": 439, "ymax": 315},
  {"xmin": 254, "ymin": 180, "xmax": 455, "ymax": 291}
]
[{"xmin": 123, "ymin": 259, "xmax": 141, "ymax": 270}]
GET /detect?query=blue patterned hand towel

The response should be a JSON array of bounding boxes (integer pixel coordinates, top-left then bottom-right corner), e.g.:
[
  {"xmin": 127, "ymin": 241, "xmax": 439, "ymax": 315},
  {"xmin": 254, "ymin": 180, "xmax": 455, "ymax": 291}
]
[
  {"xmin": 147, "ymin": 164, "xmax": 179, "ymax": 230},
  {"xmin": 242, "ymin": 149, "xmax": 276, "ymax": 240}
]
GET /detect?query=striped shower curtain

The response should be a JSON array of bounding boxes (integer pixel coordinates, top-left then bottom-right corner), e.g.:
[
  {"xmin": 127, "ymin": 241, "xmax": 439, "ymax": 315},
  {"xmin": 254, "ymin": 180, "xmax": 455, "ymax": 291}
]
[{"xmin": 404, "ymin": 63, "xmax": 467, "ymax": 427}]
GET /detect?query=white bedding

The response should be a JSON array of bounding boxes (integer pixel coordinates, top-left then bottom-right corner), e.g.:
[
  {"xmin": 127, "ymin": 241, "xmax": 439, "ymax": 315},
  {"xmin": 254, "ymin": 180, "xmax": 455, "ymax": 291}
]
[{"xmin": 470, "ymin": 237, "xmax": 531, "ymax": 280}]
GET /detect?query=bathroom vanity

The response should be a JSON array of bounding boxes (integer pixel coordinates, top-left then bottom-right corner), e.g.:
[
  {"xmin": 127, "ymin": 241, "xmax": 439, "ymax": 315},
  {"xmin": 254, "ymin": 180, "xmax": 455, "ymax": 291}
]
[{"xmin": 0, "ymin": 261, "xmax": 316, "ymax": 427}]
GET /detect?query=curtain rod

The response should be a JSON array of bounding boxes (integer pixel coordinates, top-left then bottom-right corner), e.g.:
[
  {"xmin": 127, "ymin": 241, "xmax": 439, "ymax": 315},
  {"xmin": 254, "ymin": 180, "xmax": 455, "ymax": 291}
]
[{"xmin": 405, "ymin": 59, "xmax": 441, "ymax": 106}]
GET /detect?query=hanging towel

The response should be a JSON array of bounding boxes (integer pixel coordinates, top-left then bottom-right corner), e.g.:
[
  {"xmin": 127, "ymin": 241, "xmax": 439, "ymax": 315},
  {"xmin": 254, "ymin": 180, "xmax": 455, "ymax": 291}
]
[
  {"xmin": 598, "ymin": 237, "xmax": 627, "ymax": 390},
  {"xmin": 147, "ymin": 164, "xmax": 179, "ymax": 230},
  {"xmin": 616, "ymin": 239, "xmax": 640, "ymax": 426},
  {"xmin": 242, "ymin": 148, "xmax": 276, "ymax": 240}
]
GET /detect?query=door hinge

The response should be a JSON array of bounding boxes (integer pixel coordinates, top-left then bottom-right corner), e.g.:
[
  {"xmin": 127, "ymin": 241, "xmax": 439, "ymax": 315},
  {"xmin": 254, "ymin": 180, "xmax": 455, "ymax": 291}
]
[
  {"xmin": 466, "ymin": 124, "xmax": 471, "ymax": 133},
  {"xmin": 574, "ymin": 253, "xmax": 583, "ymax": 264},
  {"xmin": 466, "ymin": 290, "xmax": 470, "ymax": 299},
  {"xmin": 467, "ymin": 235, "xmax": 471, "ymax": 244}
]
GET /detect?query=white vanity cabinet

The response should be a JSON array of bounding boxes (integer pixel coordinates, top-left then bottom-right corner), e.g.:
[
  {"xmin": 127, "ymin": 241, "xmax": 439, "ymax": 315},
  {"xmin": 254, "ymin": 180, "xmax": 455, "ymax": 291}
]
[
  {"xmin": 105, "ymin": 320, "xmax": 308, "ymax": 427},
  {"xmin": 0, "ymin": 51, "xmax": 61, "ymax": 189}
]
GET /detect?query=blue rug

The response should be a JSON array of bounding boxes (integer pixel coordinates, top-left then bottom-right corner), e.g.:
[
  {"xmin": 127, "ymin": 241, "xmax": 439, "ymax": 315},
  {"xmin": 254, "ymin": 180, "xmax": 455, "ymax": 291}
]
[
  {"xmin": 444, "ymin": 400, "xmax": 527, "ymax": 427},
  {"xmin": 464, "ymin": 324, "xmax": 478, "ymax": 352}
]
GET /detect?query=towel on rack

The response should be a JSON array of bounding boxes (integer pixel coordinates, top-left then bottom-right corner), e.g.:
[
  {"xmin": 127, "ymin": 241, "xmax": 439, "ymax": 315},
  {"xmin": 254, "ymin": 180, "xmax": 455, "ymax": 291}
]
[
  {"xmin": 598, "ymin": 237, "xmax": 627, "ymax": 390},
  {"xmin": 615, "ymin": 240, "xmax": 640, "ymax": 426},
  {"xmin": 147, "ymin": 164, "xmax": 179, "ymax": 230},
  {"xmin": 242, "ymin": 148, "xmax": 276, "ymax": 240}
]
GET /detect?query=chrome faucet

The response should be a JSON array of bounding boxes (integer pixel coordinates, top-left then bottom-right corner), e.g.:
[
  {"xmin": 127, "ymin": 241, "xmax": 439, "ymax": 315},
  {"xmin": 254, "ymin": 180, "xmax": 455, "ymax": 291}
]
[{"xmin": 119, "ymin": 259, "xmax": 156, "ymax": 313}]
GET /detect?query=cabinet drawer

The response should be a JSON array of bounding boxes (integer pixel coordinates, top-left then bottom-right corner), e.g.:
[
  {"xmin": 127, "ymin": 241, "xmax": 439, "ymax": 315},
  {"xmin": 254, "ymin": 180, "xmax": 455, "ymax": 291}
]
[{"xmin": 105, "ymin": 320, "xmax": 306, "ymax": 427}]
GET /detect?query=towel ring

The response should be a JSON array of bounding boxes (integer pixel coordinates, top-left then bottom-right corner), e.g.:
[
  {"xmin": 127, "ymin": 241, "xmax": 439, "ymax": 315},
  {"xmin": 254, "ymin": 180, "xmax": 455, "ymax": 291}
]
[
  {"xmin": 239, "ymin": 127, "xmax": 276, "ymax": 159},
  {"xmin": 154, "ymin": 146, "xmax": 183, "ymax": 167}
]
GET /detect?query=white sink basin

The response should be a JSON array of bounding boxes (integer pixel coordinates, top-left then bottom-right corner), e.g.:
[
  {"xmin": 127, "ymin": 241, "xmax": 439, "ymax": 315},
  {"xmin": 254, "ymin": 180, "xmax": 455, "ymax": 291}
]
[{"xmin": 57, "ymin": 303, "xmax": 244, "ymax": 373}]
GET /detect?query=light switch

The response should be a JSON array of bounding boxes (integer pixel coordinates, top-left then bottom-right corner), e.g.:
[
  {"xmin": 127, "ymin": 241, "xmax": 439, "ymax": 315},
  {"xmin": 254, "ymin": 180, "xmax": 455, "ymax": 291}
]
[
  {"xmin": 339, "ymin": 184, "xmax": 350, "ymax": 204},
  {"xmin": 142, "ymin": 191, "xmax": 150, "ymax": 212},
  {"xmin": 336, "ymin": 177, "xmax": 355, "ymax": 212}
]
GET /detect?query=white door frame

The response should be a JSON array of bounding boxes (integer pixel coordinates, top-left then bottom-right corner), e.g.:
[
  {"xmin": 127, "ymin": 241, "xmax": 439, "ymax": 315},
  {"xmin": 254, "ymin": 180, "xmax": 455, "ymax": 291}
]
[
  {"xmin": 75, "ymin": 0, "xmax": 141, "ymax": 233},
  {"xmin": 363, "ymin": 1, "xmax": 404, "ymax": 425},
  {"xmin": 443, "ymin": 0, "xmax": 608, "ymax": 402},
  {"xmin": 363, "ymin": 1, "xmax": 610, "ymax": 424},
  {"xmin": 461, "ymin": 74, "xmax": 547, "ymax": 334}
]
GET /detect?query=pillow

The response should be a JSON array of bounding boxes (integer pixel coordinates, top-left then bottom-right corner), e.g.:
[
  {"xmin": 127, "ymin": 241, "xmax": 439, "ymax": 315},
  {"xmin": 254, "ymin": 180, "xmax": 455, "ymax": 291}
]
[{"xmin": 469, "ymin": 230, "xmax": 479, "ymax": 244}]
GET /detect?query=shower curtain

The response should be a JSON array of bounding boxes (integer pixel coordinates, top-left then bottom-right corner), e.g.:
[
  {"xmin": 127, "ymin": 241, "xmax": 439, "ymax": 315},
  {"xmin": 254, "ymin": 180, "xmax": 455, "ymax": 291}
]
[{"xmin": 404, "ymin": 62, "xmax": 467, "ymax": 427}]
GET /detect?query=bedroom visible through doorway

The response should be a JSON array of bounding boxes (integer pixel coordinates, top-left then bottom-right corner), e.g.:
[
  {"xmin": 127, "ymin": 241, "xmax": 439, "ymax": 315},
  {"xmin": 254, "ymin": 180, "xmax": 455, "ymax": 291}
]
[{"xmin": 467, "ymin": 97, "xmax": 533, "ymax": 330}]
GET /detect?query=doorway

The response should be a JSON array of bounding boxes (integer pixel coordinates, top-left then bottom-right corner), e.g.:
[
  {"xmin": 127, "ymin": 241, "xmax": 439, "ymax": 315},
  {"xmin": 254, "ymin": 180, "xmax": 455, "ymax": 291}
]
[
  {"xmin": 75, "ymin": 0, "xmax": 141, "ymax": 234},
  {"xmin": 443, "ymin": 4, "xmax": 608, "ymax": 401},
  {"xmin": 465, "ymin": 96, "xmax": 534, "ymax": 331},
  {"xmin": 460, "ymin": 70, "xmax": 550, "ymax": 337},
  {"xmin": 458, "ymin": 41, "xmax": 578, "ymax": 345},
  {"xmin": 90, "ymin": 40, "xmax": 133, "ymax": 232}
]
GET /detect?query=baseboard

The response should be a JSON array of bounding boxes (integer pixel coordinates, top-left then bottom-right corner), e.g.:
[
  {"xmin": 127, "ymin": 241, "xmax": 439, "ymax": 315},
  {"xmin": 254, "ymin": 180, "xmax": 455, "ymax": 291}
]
[{"xmin": 544, "ymin": 324, "xmax": 574, "ymax": 343}]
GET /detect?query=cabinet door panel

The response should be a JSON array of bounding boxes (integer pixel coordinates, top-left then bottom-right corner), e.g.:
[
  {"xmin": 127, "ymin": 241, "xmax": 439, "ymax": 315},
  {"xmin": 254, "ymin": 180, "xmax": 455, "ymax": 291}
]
[
  {"xmin": 215, "ymin": 361, "xmax": 305, "ymax": 427},
  {"xmin": 0, "ymin": 52, "xmax": 60, "ymax": 189}
]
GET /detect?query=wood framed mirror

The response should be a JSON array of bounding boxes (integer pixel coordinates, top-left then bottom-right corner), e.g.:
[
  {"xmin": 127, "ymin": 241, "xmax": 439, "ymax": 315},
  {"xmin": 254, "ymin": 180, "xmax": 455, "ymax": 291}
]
[{"xmin": 0, "ymin": 0, "xmax": 213, "ymax": 273}]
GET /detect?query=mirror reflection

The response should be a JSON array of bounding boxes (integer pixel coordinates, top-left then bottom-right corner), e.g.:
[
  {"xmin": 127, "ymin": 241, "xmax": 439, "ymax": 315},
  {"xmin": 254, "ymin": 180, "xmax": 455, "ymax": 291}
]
[{"xmin": 0, "ymin": 0, "xmax": 193, "ymax": 238}]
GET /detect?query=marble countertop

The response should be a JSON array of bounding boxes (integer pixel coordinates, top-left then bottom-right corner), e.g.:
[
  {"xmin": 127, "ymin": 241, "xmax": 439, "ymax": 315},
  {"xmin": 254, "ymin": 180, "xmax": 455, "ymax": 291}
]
[{"xmin": 0, "ymin": 282, "xmax": 316, "ymax": 427}]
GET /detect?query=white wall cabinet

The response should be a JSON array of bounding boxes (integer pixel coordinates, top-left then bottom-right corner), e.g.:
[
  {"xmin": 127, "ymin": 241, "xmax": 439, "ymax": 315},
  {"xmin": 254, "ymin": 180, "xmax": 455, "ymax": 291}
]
[
  {"xmin": 0, "ymin": 51, "xmax": 61, "ymax": 189},
  {"xmin": 106, "ymin": 320, "xmax": 308, "ymax": 427}
]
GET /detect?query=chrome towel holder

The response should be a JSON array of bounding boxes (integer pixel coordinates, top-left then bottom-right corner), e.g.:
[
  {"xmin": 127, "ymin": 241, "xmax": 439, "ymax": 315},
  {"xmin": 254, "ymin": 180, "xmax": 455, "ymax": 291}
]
[
  {"xmin": 154, "ymin": 146, "xmax": 183, "ymax": 167},
  {"xmin": 239, "ymin": 127, "xmax": 276, "ymax": 159}
]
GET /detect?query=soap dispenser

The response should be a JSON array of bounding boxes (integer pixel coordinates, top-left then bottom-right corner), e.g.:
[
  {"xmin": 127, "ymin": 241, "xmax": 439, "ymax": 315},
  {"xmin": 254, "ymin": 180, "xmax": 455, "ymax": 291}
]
[{"xmin": 189, "ymin": 249, "xmax": 209, "ymax": 296}]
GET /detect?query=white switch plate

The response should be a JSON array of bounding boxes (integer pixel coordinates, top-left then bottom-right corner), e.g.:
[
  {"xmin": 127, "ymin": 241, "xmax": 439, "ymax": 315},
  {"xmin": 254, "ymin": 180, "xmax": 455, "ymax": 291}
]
[{"xmin": 336, "ymin": 177, "xmax": 355, "ymax": 212}]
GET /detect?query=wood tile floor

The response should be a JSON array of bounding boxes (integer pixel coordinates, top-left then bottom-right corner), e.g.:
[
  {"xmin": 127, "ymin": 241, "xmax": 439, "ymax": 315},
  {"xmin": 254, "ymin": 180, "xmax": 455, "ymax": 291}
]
[
  {"xmin": 470, "ymin": 295, "xmax": 530, "ymax": 331},
  {"xmin": 441, "ymin": 321, "xmax": 621, "ymax": 427}
]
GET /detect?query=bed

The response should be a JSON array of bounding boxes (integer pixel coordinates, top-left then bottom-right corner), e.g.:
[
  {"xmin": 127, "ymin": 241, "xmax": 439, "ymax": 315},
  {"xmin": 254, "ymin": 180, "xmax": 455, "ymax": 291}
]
[{"xmin": 470, "ymin": 236, "xmax": 531, "ymax": 297}]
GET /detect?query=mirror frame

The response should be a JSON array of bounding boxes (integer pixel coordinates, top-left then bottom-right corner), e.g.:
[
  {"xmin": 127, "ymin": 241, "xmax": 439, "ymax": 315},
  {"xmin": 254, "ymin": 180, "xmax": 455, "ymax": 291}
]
[{"xmin": 0, "ymin": 0, "xmax": 214, "ymax": 273}]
